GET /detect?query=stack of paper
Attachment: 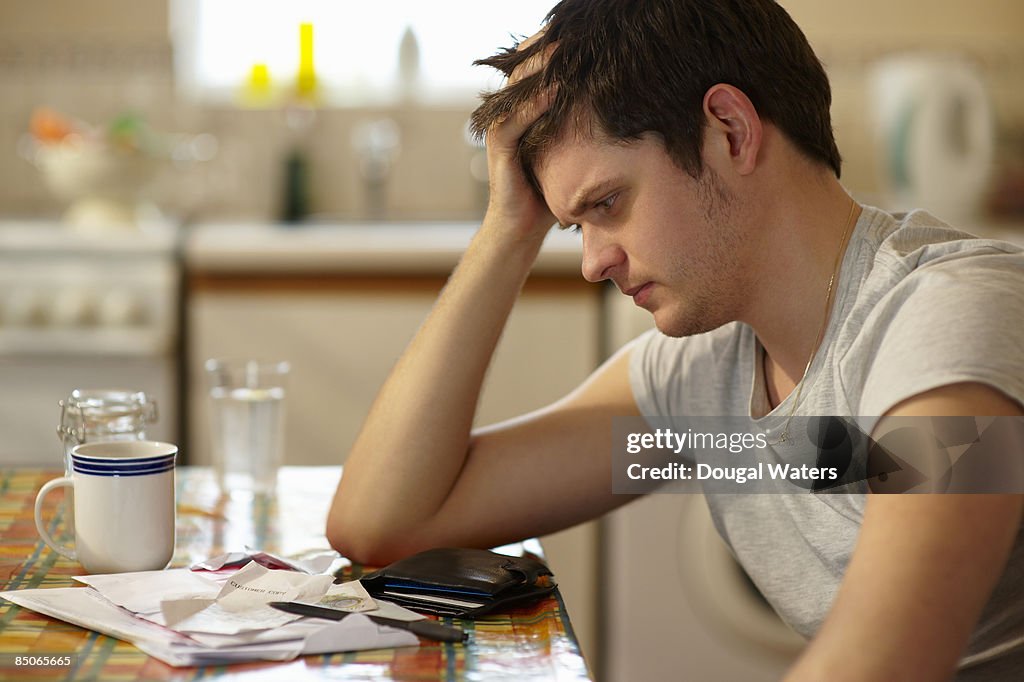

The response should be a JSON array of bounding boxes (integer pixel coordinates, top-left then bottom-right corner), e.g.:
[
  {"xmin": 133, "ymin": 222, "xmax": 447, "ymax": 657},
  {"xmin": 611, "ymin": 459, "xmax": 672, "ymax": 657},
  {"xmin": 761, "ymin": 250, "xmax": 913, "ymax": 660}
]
[{"xmin": 0, "ymin": 559, "xmax": 420, "ymax": 667}]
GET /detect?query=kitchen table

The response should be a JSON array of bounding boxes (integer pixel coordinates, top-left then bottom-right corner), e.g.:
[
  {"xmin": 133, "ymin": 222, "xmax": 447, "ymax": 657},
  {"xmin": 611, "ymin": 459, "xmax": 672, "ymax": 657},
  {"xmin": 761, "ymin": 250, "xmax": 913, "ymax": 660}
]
[{"xmin": 0, "ymin": 467, "xmax": 592, "ymax": 681}]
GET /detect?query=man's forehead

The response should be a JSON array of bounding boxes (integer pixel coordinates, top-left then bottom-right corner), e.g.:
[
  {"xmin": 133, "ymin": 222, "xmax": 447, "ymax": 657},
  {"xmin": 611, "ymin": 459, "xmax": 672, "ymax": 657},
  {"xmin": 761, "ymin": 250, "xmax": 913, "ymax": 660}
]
[
  {"xmin": 537, "ymin": 125, "xmax": 628, "ymax": 177},
  {"xmin": 534, "ymin": 141, "xmax": 634, "ymax": 226},
  {"xmin": 535, "ymin": 130, "xmax": 644, "ymax": 192},
  {"xmin": 534, "ymin": 138, "xmax": 604, "ymax": 209}
]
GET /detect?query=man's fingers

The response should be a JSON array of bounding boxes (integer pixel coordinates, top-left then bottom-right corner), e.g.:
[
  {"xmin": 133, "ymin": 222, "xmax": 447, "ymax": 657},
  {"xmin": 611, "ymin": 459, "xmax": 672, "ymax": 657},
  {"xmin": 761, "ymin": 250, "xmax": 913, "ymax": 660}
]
[
  {"xmin": 488, "ymin": 84, "xmax": 557, "ymax": 150},
  {"xmin": 478, "ymin": 27, "xmax": 558, "ymax": 166},
  {"xmin": 489, "ymin": 31, "xmax": 558, "ymax": 147},
  {"xmin": 510, "ymin": 84, "xmax": 558, "ymax": 131},
  {"xmin": 508, "ymin": 41, "xmax": 556, "ymax": 87},
  {"xmin": 517, "ymin": 28, "xmax": 546, "ymax": 52}
]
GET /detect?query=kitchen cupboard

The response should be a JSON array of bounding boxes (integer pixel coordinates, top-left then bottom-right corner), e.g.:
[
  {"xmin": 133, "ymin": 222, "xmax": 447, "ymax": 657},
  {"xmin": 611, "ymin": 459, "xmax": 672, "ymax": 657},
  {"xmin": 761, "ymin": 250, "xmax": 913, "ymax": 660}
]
[
  {"xmin": 184, "ymin": 222, "xmax": 603, "ymax": 670},
  {"xmin": 186, "ymin": 275, "xmax": 602, "ymax": 467}
]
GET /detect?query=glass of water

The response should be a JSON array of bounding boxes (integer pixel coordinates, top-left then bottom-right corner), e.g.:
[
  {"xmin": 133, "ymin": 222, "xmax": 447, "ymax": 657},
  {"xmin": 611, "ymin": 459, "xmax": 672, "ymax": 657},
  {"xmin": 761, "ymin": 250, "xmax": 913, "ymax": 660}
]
[{"xmin": 204, "ymin": 359, "xmax": 289, "ymax": 498}]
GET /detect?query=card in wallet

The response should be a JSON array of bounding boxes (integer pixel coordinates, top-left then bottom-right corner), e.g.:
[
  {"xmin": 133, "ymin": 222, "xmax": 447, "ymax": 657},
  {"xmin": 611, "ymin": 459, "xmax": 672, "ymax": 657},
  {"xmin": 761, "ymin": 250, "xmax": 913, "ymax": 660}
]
[{"xmin": 358, "ymin": 547, "xmax": 557, "ymax": 617}]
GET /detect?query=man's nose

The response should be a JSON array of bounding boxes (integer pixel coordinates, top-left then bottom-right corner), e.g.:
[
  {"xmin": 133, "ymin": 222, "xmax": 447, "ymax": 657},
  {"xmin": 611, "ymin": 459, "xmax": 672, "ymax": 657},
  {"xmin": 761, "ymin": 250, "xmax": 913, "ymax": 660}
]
[{"xmin": 581, "ymin": 230, "xmax": 625, "ymax": 283}]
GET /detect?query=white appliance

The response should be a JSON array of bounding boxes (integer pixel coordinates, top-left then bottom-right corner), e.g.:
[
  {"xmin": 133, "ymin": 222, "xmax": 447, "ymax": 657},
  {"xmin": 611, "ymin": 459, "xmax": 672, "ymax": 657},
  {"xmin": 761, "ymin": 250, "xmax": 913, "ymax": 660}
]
[
  {"xmin": 602, "ymin": 290, "xmax": 803, "ymax": 682},
  {"xmin": 869, "ymin": 53, "xmax": 995, "ymax": 224},
  {"xmin": 0, "ymin": 222, "xmax": 180, "ymax": 466}
]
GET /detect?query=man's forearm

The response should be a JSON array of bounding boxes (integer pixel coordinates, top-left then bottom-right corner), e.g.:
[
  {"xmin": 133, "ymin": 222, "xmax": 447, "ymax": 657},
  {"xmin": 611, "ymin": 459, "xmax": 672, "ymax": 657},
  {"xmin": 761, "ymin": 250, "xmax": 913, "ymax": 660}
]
[
  {"xmin": 327, "ymin": 221, "xmax": 548, "ymax": 562},
  {"xmin": 786, "ymin": 384, "xmax": 1024, "ymax": 681}
]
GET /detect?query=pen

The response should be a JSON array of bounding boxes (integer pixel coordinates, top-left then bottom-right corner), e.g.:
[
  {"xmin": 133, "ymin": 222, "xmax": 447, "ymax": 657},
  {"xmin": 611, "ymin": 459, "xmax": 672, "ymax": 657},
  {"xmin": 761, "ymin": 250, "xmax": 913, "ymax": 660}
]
[{"xmin": 268, "ymin": 601, "xmax": 467, "ymax": 643}]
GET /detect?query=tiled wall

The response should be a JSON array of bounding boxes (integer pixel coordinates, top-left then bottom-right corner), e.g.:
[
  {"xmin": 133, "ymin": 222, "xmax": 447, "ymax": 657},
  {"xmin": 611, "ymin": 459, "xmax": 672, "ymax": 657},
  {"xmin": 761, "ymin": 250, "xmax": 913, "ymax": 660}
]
[
  {"xmin": 0, "ymin": 35, "xmax": 487, "ymax": 223},
  {"xmin": 0, "ymin": 1, "xmax": 489, "ymax": 223},
  {"xmin": 1, "ymin": 0, "xmax": 1022, "ymax": 225}
]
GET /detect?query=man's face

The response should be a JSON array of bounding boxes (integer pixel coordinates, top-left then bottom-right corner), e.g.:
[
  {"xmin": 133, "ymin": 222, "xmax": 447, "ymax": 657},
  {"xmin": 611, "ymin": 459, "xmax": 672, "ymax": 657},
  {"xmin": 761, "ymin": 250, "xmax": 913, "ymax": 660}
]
[{"xmin": 535, "ymin": 131, "xmax": 750, "ymax": 338}]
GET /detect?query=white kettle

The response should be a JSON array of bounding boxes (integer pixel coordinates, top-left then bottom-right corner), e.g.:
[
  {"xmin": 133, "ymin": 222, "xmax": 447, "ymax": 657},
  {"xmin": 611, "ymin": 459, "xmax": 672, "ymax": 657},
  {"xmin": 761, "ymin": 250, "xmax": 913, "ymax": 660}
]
[{"xmin": 869, "ymin": 53, "xmax": 994, "ymax": 224}]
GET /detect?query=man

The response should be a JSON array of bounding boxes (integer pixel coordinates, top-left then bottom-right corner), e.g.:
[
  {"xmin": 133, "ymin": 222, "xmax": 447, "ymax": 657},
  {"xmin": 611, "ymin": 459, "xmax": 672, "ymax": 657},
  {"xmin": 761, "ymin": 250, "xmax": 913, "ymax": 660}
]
[{"xmin": 328, "ymin": 1, "xmax": 1024, "ymax": 678}]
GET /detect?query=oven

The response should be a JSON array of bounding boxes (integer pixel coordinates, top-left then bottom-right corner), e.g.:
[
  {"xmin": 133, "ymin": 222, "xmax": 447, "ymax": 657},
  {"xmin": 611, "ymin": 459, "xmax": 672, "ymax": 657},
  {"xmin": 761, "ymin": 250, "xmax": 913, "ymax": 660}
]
[{"xmin": 0, "ymin": 221, "xmax": 180, "ymax": 466}]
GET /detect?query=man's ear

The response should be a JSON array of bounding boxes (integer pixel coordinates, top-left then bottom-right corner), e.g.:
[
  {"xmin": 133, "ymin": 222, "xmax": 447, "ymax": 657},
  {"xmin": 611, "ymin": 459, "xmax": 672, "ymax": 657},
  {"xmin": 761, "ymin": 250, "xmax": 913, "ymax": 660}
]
[{"xmin": 702, "ymin": 84, "xmax": 762, "ymax": 176}]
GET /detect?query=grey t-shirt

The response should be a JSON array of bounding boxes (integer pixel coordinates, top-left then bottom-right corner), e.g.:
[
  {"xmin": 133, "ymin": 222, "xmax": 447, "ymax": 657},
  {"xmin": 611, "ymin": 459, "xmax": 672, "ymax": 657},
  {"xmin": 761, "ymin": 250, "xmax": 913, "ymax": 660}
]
[{"xmin": 629, "ymin": 204, "xmax": 1024, "ymax": 676}]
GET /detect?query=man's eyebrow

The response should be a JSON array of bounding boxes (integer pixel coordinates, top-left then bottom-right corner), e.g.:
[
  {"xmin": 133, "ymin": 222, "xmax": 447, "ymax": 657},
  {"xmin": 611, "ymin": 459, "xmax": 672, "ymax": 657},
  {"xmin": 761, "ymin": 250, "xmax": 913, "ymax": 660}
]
[{"xmin": 567, "ymin": 178, "xmax": 621, "ymax": 220}]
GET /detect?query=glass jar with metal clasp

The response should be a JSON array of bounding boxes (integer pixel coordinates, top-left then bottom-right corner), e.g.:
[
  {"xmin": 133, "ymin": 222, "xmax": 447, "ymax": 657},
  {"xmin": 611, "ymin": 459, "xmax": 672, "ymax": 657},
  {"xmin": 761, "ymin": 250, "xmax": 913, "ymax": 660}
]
[{"xmin": 57, "ymin": 389, "xmax": 159, "ymax": 475}]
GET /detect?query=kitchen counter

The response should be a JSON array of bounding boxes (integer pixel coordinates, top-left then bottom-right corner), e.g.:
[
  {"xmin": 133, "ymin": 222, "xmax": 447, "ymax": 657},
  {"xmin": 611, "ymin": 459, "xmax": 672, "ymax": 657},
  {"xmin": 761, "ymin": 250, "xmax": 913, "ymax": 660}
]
[
  {"xmin": 184, "ymin": 222, "xmax": 584, "ymax": 276},
  {"xmin": 182, "ymin": 218, "xmax": 1024, "ymax": 277}
]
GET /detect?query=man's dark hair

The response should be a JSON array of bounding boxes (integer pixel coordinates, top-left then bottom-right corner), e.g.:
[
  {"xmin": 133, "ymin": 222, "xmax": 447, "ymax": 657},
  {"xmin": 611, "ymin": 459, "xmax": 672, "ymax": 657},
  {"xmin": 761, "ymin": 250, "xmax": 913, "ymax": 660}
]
[{"xmin": 470, "ymin": 0, "xmax": 842, "ymax": 191}]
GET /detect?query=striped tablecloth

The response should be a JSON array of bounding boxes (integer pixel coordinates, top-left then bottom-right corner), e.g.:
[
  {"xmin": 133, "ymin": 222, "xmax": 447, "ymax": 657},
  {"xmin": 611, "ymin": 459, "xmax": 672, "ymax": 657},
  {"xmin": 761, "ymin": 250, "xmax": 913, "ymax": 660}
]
[{"xmin": 0, "ymin": 467, "xmax": 592, "ymax": 681}]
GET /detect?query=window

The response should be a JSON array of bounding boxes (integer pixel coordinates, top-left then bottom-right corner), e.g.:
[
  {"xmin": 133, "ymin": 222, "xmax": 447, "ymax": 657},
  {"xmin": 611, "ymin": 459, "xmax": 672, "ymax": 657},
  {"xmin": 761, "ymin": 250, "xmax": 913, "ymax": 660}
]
[{"xmin": 171, "ymin": 0, "xmax": 554, "ymax": 107}]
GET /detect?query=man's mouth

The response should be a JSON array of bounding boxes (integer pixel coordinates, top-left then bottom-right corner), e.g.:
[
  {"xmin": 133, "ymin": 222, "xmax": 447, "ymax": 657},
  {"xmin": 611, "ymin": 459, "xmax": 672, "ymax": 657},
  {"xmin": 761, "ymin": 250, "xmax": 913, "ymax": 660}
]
[{"xmin": 622, "ymin": 282, "xmax": 654, "ymax": 306}]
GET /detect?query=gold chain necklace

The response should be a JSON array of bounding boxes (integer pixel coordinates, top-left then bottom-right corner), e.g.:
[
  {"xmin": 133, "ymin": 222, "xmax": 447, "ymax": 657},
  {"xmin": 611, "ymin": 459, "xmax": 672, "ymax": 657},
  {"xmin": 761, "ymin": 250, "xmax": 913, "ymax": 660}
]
[{"xmin": 771, "ymin": 199, "xmax": 858, "ymax": 445}]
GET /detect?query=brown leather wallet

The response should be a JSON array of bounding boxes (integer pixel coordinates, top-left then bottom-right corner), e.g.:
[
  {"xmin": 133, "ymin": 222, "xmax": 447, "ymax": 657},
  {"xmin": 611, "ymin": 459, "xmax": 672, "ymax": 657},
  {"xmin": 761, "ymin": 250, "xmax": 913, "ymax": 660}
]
[{"xmin": 358, "ymin": 547, "xmax": 557, "ymax": 618}]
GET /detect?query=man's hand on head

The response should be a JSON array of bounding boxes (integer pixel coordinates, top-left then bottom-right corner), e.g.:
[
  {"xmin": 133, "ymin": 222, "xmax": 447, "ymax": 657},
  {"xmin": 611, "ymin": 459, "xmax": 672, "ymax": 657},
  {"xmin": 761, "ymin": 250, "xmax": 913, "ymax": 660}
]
[{"xmin": 478, "ymin": 31, "xmax": 560, "ymax": 240}]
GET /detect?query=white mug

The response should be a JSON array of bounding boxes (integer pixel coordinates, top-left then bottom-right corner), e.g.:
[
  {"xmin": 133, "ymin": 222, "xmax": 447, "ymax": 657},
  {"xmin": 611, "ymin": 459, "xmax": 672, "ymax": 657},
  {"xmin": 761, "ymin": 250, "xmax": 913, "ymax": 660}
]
[{"xmin": 35, "ymin": 440, "xmax": 178, "ymax": 573}]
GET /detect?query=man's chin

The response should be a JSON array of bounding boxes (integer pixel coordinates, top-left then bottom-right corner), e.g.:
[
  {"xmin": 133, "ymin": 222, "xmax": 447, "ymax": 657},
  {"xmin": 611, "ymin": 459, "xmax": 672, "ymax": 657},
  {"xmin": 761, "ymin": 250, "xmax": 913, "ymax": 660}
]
[
  {"xmin": 651, "ymin": 313, "xmax": 691, "ymax": 339},
  {"xmin": 652, "ymin": 309, "xmax": 723, "ymax": 338}
]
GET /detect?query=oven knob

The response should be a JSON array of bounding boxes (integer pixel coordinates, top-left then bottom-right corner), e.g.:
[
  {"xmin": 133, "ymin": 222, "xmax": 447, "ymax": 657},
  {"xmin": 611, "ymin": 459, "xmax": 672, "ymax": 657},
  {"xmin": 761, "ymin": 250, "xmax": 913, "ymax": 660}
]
[
  {"xmin": 50, "ymin": 288, "xmax": 97, "ymax": 327},
  {"xmin": 3, "ymin": 288, "xmax": 45, "ymax": 326},
  {"xmin": 98, "ymin": 290, "xmax": 146, "ymax": 326}
]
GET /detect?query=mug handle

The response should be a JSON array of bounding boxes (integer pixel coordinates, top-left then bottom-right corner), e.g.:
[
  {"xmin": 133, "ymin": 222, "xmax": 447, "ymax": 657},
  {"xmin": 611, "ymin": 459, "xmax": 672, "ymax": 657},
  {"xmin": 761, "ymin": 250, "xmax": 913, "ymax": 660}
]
[{"xmin": 34, "ymin": 477, "xmax": 76, "ymax": 560}]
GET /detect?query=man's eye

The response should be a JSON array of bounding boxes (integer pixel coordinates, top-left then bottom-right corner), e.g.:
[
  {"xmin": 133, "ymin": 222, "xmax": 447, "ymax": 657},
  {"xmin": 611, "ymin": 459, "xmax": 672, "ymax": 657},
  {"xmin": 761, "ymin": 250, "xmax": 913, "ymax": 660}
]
[{"xmin": 597, "ymin": 194, "xmax": 618, "ymax": 211}]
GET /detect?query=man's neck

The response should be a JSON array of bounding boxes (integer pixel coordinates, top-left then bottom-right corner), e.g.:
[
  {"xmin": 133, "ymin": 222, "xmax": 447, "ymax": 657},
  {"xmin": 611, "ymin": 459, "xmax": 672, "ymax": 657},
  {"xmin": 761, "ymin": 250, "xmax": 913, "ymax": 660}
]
[{"xmin": 738, "ymin": 174, "xmax": 860, "ymax": 405}]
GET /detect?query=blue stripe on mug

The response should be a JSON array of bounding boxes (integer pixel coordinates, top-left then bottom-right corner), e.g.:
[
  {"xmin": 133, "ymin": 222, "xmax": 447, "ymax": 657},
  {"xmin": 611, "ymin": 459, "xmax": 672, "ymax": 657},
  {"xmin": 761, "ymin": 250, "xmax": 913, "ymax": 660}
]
[
  {"xmin": 72, "ymin": 464, "xmax": 175, "ymax": 475},
  {"xmin": 73, "ymin": 462, "xmax": 176, "ymax": 477},
  {"xmin": 71, "ymin": 454, "xmax": 176, "ymax": 468},
  {"xmin": 73, "ymin": 457, "xmax": 176, "ymax": 474},
  {"xmin": 72, "ymin": 452, "xmax": 177, "ymax": 463},
  {"xmin": 72, "ymin": 461, "xmax": 176, "ymax": 475},
  {"xmin": 71, "ymin": 454, "xmax": 175, "ymax": 464}
]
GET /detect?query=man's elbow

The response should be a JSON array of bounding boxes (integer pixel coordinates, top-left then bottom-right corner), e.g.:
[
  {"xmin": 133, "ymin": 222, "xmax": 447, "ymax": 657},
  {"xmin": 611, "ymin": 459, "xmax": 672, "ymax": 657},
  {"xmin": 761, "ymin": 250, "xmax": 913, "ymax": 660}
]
[{"xmin": 325, "ymin": 508, "xmax": 418, "ymax": 567}]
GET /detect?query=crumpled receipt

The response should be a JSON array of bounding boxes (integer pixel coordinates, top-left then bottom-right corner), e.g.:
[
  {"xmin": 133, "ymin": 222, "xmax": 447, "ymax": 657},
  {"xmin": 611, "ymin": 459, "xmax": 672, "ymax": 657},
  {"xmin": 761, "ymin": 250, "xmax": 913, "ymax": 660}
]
[
  {"xmin": 162, "ymin": 560, "xmax": 335, "ymax": 635},
  {"xmin": 191, "ymin": 548, "xmax": 340, "ymax": 575}
]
